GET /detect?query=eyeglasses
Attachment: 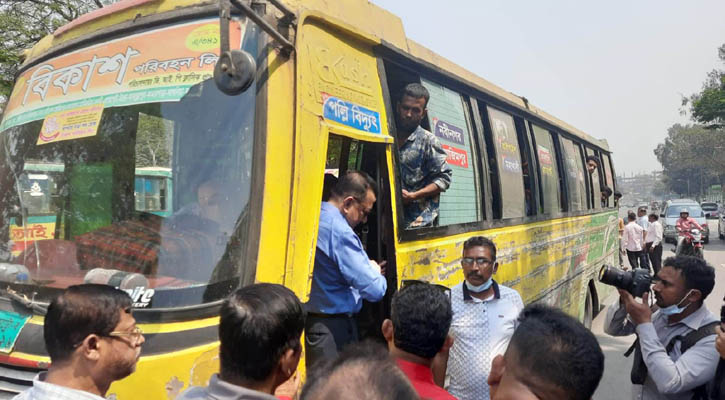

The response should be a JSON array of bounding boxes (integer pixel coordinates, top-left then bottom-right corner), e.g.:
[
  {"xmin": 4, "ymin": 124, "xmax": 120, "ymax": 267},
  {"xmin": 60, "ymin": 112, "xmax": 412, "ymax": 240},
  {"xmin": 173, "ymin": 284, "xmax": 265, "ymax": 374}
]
[
  {"xmin": 461, "ymin": 257, "xmax": 494, "ymax": 267},
  {"xmin": 400, "ymin": 279, "xmax": 451, "ymax": 300},
  {"xmin": 354, "ymin": 198, "xmax": 373, "ymax": 219},
  {"xmin": 107, "ymin": 327, "xmax": 144, "ymax": 344}
]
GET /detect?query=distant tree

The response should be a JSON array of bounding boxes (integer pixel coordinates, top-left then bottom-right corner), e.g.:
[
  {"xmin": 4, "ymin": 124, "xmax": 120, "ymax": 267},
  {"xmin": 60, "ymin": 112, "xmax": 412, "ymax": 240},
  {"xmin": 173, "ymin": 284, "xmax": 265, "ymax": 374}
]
[
  {"xmin": 0, "ymin": 0, "xmax": 116, "ymax": 102},
  {"xmin": 654, "ymin": 123, "xmax": 725, "ymax": 196},
  {"xmin": 684, "ymin": 44, "xmax": 725, "ymax": 129}
]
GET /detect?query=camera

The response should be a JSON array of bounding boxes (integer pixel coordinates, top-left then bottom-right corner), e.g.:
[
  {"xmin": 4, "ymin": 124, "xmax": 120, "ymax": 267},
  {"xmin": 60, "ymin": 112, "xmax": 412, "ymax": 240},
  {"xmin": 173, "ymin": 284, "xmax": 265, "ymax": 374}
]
[{"xmin": 598, "ymin": 265, "xmax": 652, "ymax": 298}]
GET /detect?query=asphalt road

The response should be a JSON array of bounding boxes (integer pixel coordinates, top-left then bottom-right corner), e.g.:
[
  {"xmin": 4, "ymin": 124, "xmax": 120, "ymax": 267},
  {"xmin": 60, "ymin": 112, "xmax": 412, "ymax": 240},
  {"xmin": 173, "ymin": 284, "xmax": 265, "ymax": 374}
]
[{"xmin": 592, "ymin": 219, "xmax": 725, "ymax": 400}]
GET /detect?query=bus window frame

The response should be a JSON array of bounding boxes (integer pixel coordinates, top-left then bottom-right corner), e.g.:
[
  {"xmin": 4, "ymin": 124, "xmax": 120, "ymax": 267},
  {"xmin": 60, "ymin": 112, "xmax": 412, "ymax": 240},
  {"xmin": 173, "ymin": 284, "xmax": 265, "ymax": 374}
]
[
  {"xmin": 374, "ymin": 43, "xmax": 616, "ymax": 242},
  {"xmin": 528, "ymin": 121, "xmax": 563, "ymax": 215},
  {"xmin": 378, "ymin": 58, "xmax": 487, "ymax": 242}
]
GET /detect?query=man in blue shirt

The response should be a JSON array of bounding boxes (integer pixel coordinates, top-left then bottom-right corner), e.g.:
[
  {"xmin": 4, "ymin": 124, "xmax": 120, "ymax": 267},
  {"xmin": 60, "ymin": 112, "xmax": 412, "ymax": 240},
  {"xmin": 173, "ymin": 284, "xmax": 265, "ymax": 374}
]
[
  {"xmin": 396, "ymin": 83, "xmax": 452, "ymax": 229},
  {"xmin": 305, "ymin": 171, "xmax": 387, "ymax": 370}
]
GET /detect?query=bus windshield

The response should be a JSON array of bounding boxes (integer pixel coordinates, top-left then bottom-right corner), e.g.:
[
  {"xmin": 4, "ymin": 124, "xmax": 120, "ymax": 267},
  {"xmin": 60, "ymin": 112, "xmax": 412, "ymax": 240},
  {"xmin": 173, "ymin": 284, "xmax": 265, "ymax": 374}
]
[{"xmin": 0, "ymin": 17, "xmax": 260, "ymax": 309}]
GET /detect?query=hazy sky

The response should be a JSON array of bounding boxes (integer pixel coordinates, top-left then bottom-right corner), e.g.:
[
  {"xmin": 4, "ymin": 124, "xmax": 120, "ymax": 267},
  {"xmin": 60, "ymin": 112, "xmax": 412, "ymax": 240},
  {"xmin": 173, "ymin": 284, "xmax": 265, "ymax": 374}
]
[{"xmin": 370, "ymin": 0, "xmax": 725, "ymax": 176}]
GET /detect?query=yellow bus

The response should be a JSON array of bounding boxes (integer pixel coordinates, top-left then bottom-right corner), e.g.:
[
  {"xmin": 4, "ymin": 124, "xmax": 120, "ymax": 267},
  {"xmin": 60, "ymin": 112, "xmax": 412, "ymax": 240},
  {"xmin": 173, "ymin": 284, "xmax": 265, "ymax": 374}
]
[{"xmin": 0, "ymin": 0, "xmax": 619, "ymax": 398}]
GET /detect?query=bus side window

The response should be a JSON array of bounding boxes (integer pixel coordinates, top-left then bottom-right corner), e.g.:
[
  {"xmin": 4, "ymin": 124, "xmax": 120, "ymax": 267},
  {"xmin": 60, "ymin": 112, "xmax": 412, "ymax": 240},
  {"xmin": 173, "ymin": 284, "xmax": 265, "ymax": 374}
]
[
  {"xmin": 601, "ymin": 153, "xmax": 615, "ymax": 207},
  {"xmin": 530, "ymin": 123, "xmax": 562, "ymax": 214},
  {"xmin": 514, "ymin": 118, "xmax": 536, "ymax": 216},
  {"xmin": 486, "ymin": 107, "xmax": 526, "ymax": 219},
  {"xmin": 560, "ymin": 138, "xmax": 588, "ymax": 212},
  {"xmin": 418, "ymin": 78, "xmax": 481, "ymax": 227},
  {"xmin": 584, "ymin": 147, "xmax": 602, "ymax": 209}
]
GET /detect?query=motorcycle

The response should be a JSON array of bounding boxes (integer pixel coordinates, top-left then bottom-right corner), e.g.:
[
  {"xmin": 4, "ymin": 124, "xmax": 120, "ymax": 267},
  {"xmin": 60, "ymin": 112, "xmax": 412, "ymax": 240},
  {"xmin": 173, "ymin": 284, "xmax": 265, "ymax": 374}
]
[{"xmin": 675, "ymin": 228, "xmax": 705, "ymax": 259}]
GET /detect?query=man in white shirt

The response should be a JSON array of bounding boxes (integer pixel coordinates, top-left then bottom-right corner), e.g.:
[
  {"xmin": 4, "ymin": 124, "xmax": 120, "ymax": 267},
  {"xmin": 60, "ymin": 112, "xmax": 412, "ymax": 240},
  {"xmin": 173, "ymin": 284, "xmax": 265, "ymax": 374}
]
[
  {"xmin": 622, "ymin": 212, "xmax": 646, "ymax": 269},
  {"xmin": 432, "ymin": 236, "xmax": 524, "ymax": 400},
  {"xmin": 14, "ymin": 285, "xmax": 144, "ymax": 400},
  {"xmin": 645, "ymin": 213, "xmax": 664, "ymax": 275},
  {"xmin": 636, "ymin": 207, "xmax": 651, "ymax": 270}
]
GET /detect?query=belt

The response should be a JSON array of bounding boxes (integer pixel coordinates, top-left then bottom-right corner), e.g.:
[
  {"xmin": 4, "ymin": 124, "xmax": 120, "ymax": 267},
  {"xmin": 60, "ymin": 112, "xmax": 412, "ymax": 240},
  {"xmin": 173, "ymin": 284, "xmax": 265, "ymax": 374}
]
[{"xmin": 307, "ymin": 312, "xmax": 356, "ymax": 319}]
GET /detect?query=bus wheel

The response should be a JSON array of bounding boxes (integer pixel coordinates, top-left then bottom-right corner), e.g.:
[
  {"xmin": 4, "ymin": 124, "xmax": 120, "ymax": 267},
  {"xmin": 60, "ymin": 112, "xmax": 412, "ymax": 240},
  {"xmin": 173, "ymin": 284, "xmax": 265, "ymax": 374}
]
[{"xmin": 584, "ymin": 289, "xmax": 593, "ymax": 329}]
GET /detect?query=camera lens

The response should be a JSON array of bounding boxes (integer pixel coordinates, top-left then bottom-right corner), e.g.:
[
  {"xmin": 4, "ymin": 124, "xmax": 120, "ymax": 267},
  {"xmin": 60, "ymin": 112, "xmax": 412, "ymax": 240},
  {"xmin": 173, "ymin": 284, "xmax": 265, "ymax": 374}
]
[{"xmin": 598, "ymin": 265, "xmax": 633, "ymax": 291}]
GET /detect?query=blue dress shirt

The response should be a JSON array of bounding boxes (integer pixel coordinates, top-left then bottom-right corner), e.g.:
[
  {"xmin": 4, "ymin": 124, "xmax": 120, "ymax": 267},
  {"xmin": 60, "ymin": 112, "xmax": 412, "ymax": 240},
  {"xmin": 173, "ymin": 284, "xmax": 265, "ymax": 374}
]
[{"xmin": 307, "ymin": 202, "xmax": 387, "ymax": 314}]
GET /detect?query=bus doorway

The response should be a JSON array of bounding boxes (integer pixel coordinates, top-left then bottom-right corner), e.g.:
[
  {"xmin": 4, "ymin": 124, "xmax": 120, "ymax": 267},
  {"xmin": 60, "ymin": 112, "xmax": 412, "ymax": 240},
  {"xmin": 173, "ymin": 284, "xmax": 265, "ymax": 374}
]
[{"xmin": 322, "ymin": 133, "xmax": 396, "ymax": 343}]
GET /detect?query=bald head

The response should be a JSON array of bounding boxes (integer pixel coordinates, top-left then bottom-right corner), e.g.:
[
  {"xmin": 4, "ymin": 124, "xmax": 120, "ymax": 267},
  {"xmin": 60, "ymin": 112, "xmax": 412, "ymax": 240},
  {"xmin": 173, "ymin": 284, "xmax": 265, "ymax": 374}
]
[{"xmin": 301, "ymin": 342, "xmax": 418, "ymax": 400}]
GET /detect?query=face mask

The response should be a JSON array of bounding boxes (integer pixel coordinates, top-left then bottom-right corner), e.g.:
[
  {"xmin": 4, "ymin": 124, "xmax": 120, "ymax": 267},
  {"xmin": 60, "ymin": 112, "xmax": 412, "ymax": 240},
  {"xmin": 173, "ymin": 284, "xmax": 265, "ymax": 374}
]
[
  {"xmin": 466, "ymin": 278, "xmax": 493, "ymax": 293},
  {"xmin": 660, "ymin": 290, "xmax": 693, "ymax": 316}
]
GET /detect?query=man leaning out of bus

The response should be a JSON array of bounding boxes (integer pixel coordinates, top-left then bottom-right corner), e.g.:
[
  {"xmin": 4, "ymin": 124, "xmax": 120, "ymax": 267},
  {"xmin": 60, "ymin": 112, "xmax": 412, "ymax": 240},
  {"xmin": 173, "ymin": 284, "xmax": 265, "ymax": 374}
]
[
  {"xmin": 396, "ymin": 82, "xmax": 452, "ymax": 229},
  {"xmin": 14, "ymin": 285, "xmax": 145, "ymax": 400},
  {"xmin": 177, "ymin": 283, "xmax": 305, "ymax": 400},
  {"xmin": 432, "ymin": 236, "xmax": 523, "ymax": 400}
]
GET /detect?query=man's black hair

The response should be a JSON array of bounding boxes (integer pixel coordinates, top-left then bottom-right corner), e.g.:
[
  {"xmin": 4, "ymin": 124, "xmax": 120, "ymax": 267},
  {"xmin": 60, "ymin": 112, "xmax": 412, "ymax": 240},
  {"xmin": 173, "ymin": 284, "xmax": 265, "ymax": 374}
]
[
  {"xmin": 44, "ymin": 284, "xmax": 132, "ymax": 362},
  {"xmin": 627, "ymin": 212, "xmax": 636, "ymax": 221},
  {"xmin": 662, "ymin": 256, "xmax": 715, "ymax": 302},
  {"xmin": 614, "ymin": 191, "xmax": 622, "ymax": 199},
  {"xmin": 399, "ymin": 82, "xmax": 430, "ymax": 108},
  {"xmin": 391, "ymin": 283, "xmax": 452, "ymax": 359},
  {"xmin": 585, "ymin": 155, "xmax": 601, "ymax": 167},
  {"xmin": 329, "ymin": 170, "xmax": 378, "ymax": 202},
  {"xmin": 508, "ymin": 304, "xmax": 604, "ymax": 400},
  {"xmin": 300, "ymin": 341, "xmax": 418, "ymax": 400},
  {"xmin": 463, "ymin": 235, "xmax": 497, "ymax": 261},
  {"xmin": 649, "ymin": 213, "xmax": 659, "ymax": 221},
  {"xmin": 219, "ymin": 283, "xmax": 305, "ymax": 383},
  {"xmin": 601, "ymin": 186, "xmax": 613, "ymax": 197}
]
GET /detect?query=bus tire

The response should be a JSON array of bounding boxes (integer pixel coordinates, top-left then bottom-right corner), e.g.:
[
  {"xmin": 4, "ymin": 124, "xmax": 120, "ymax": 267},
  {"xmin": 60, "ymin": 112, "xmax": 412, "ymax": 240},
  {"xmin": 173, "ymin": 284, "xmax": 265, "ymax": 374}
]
[{"xmin": 584, "ymin": 289, "xmax": 593, "ymax": 330}]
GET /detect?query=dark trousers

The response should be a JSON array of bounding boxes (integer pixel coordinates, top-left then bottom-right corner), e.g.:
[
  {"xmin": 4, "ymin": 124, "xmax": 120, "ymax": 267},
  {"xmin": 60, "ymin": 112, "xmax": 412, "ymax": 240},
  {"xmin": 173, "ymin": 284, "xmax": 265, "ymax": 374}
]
[
  {"xmin": 645, "ymin": 242, "xmax": 663, "ymax": 275},
  {"xmin": 626, "ymin": 250, "xmax": 645, "ymax": 269},
  {"xmin": 304, "ymin": 314, "xmax": 359, "ymax": 371}
]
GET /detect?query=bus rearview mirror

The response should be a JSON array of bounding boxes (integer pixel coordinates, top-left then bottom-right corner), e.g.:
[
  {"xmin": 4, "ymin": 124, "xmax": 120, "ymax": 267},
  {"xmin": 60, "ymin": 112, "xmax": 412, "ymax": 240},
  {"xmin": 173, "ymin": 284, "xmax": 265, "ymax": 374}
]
[{"xmin": 213, "ymin": 50, "xmax": 256, "ymax": 96}]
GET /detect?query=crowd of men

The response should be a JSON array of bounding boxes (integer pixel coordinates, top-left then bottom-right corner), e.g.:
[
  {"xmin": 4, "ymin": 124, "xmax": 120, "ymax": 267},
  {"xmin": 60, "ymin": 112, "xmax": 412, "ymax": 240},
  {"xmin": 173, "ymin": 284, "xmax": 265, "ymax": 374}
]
[
  {"xmin": 12, "ymin": 83, "xmax": 725, "ymax": 400},
  {"xmin": 15, "ymin": 245, "xmax": 724, "ymax": 400}
]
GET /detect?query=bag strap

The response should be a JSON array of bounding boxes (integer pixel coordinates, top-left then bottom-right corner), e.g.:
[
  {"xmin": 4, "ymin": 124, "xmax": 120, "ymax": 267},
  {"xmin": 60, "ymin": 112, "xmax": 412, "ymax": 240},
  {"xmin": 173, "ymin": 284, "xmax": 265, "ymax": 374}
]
[{"xmin": 665, "ymin": 320, "xmax": 720, "ymax": 355}]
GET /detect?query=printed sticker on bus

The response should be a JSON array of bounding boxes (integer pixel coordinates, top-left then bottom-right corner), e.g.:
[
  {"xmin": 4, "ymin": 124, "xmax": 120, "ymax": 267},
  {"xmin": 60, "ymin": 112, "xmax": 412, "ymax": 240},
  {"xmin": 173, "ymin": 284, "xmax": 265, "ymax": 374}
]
[{"xmin": 37, "ymin": 103, "xmax": 104, "ymax": 145}]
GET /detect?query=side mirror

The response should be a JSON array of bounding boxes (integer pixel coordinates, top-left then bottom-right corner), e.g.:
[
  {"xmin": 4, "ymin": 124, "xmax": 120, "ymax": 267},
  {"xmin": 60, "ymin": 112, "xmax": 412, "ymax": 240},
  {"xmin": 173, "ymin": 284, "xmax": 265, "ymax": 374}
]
[{"xmin": 213, "ymin": 50, "xmax": 256, "ymax": 96}]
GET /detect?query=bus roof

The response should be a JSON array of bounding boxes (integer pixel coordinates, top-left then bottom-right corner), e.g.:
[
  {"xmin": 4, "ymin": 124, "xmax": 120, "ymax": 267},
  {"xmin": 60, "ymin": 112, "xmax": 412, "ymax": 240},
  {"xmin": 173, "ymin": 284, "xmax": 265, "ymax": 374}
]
[{"xmin": 21, "ymin": 0, "xmax": 608, "ymax": 151}]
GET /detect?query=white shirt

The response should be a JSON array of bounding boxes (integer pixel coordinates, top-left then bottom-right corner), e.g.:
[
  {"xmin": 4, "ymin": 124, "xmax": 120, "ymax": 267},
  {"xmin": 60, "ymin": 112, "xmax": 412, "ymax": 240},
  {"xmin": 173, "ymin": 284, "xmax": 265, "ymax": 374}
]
[
  {"xmin": 445, "ymin": 281, "xmax": 524, "ymax": 400},
  {"xmin": 603, "ymin": 302, "xmax": 720, "ymax": 400},
  {"xmin": 637, "ymin": 215, "xmax": 650, "ymax": 230},
  {"xmin": 622, "ymin": 221, "xmax": 645, "ymax": 252},
  {"xmin": 645, "ymin": 220, "xmax": 663, "ymax": 246},
  {"xmin": 13, "ymin": 373, "xmax": 106, "ymax": 400}
]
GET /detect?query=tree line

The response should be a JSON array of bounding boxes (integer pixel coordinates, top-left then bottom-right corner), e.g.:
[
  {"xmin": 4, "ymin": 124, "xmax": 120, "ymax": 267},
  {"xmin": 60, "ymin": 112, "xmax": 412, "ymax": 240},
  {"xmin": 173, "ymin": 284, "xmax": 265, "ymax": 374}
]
[{"xmin": 654, "ymin": 43, "xmax": 725, "ymax": 197}]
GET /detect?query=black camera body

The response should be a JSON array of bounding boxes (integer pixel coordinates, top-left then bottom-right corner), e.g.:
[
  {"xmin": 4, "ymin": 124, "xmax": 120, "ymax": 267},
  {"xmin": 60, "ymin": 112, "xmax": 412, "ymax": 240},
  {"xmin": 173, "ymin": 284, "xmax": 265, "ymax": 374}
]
[{"xmin": 599, "ymin": 265, "xmax": 652, "ymax": 298}]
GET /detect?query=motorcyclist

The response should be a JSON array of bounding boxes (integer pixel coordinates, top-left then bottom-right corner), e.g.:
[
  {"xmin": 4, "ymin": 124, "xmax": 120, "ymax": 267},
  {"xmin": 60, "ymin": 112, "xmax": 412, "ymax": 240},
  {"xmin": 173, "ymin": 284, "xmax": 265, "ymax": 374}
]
[{"xmin": 676, "ymin": 208, "xmax": 704, "ymax": 255}]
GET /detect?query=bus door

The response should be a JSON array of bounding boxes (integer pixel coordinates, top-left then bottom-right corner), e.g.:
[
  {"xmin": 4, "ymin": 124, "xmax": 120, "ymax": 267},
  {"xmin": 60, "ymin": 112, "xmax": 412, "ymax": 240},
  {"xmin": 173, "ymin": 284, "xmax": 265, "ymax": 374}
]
[{"xmin": 322, "ymin": 133, "xmax": 396, "ymax": 343}]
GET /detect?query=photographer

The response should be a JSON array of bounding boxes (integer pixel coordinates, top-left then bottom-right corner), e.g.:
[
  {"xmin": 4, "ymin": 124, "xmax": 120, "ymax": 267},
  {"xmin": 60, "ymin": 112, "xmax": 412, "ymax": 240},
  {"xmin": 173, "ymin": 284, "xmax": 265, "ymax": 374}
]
[{"xmin": 603, "ymin": 256, "xmax": 720, "ymax": 400}]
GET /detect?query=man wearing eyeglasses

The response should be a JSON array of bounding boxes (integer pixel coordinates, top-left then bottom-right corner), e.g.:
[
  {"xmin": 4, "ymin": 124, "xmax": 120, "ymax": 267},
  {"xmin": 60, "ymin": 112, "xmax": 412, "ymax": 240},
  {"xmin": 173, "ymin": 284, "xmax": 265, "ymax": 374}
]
[
  {"xmin": 14, "ymin": 284, "xmax": 144, "ymax": 400},
  {"xmin": 305, "ymin": 170, "xmax": 387, "ymax": 370},
  {"xmin": 432, "ymin": 236, "xmax": 523, "ymax": 400}
]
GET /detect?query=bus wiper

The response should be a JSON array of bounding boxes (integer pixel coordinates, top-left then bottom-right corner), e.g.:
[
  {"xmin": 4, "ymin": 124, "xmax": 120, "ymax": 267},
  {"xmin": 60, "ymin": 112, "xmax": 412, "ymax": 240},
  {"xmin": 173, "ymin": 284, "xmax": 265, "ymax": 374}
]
[{"xmin": 1, "ymin": 287, "xmax": 47, "ymax": 315}]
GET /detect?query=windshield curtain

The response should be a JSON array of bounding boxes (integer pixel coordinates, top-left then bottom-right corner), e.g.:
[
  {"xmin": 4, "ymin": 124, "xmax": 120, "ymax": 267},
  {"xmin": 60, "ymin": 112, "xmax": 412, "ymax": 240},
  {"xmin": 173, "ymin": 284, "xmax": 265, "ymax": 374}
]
[{"xmin": 0, "ymin": 17, "xmax": 261, "ymax": 308}]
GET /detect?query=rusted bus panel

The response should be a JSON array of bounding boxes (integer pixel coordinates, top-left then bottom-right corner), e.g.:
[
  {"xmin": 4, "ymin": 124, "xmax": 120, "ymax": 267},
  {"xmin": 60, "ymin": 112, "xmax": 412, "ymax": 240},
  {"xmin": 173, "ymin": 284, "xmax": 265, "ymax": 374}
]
[{"xmin": 396, "ymin": 210, "xmax": 619, "ymax": 318}]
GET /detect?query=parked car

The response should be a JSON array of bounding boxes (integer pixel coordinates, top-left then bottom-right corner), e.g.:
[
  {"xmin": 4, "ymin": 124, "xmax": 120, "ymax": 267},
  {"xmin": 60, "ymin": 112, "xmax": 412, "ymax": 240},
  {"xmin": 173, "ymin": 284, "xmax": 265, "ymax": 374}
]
[
  {"xmin": 661, "ymin": 199, "xmax": 710, "ymax": 244},
  {"xmin": 701, "ymin": 202, "xmax": 719, "ymax": 219}
]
